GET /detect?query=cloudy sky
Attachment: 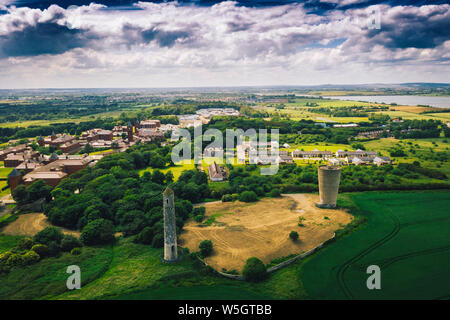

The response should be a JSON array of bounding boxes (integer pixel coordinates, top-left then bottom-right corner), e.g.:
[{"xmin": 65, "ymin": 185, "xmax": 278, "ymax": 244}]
[{"xmin": 0, "ymin": 0, "xmax": 449, "ymax": 88}]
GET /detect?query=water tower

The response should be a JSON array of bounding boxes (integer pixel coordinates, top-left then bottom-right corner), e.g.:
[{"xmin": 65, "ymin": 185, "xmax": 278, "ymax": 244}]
[{"xmin": 315, "ymin": 165, "xmax": 341, "ymax": 209}]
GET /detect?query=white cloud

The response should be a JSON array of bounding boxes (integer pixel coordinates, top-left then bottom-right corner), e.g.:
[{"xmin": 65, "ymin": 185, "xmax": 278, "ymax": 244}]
[{"xmin": 0, "ymin": 1, "xmax": 448, "ymax": 88}]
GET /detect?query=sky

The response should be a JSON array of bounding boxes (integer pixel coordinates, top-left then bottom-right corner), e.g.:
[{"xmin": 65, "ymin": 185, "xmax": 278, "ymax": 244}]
[{"xmin": 0, "ymin": 0, "xmax": 449, "ymax": 88}]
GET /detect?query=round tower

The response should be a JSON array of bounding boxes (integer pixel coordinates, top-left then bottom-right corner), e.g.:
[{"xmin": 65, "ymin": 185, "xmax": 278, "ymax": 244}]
[
  {"xmin": 316, "ymin": 165, "xmax": 341, "ymax": 209},
  {"xmin": 163, "ymin": 187, "xmax": 178, "ymax": 262}
]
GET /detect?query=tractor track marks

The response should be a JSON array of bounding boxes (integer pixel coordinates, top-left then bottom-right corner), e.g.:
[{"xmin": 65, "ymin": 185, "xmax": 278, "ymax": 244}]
[{"xmin": 336, "ymin": 204, "xmax": 401, "ymax": 300}]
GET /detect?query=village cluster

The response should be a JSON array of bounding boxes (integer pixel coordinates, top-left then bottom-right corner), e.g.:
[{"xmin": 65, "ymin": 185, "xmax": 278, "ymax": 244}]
[{"xmin": 2, "ymin": 119, "xmax": 166, "ymax": 192}]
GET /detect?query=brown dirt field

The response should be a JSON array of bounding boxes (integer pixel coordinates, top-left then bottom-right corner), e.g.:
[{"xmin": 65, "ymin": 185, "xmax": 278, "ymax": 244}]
[
  {"xmin": 1, "ymin": 213, "xmax": 80, "ymax": 237},
  {"xmin": 179, "ymin": 194, "xmax": 353, "ymax": 272}
]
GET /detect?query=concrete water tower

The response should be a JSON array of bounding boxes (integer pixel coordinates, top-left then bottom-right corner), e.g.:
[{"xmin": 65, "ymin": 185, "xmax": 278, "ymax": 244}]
[
  {"xmin": 163, "ymin": 187, "xmax": 178, "ymax": 262},
  {"xmin": 316, "ymin": 165, "xmax": 341, "ymax": 209}
]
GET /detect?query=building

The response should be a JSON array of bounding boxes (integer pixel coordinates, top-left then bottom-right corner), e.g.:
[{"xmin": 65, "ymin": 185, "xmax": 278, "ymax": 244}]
[
  {"xmin": 4, "ymin": 154, "xmax": 25, "ymax": 167},
  {"xmin": 81, "ymin": 129, "xmax": 113, "ymax": 142},
  {"xmin": 293, "ymin": 150, "xmax": 333, "ymax": 159},
  {"xmin": 22, "ymin": 158, "xmax": 92, "ymax": 187},
  {"xmin": 328, "ymin": 158, "xmax": 342, "ymax": 166},
  {"xmin": 137, "ymin": 129, "xmax": 164, "ymax": 141},
  {"xmin": 208, "ymin": 162, "xmax": 227, "ymax": 181},
  {"xmin": 336, "ymin": 149, "xmax": 377, "ymax": 158},
  {"xmin": 279, "ymin": 155, "xmax": 294, "ymax": 164},
  {"xmin": 139, "ymin": 119, "xmax": 161, "ymax": 129},
  {"xmin": 0, "ymin": 144, "xmax": 27, "ymax": 161},
  {"xmin": 16, "ymin": 160, "xmax": 41, "ymax": 173},
  {"xmin": 48, "ymin": 135, "xmax": 76, "ymax": 148},
  {"xmin": 59, "ymin": 140, "xmax": 81, "ymax": 154},
  {"xmin": 373, "ymin": 156, "xmax": 391, "ymax": 166}
]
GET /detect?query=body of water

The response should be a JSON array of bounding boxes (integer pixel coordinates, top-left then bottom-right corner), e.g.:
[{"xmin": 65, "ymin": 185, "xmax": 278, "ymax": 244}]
[{"xmin": 323, "ymin": 95, "xmax": 450, "ymax": 108}]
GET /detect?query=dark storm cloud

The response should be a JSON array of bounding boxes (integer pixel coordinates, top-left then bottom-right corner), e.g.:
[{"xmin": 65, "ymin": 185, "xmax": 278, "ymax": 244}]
[
  {"xmin": 122, "ymin": 23, "xmax": 194, "ymax": 48},
  {"xmin": 227, "ymin": 20, "xmax": 254, "ymax": 32},
  {"xmin": 0, "ymin": 22, "xmax": 97, "ymax": 57},
  {"xmin": 5, "ymin": 1, "xmax": 449, "ymax": 12},
  {"xmin": 365, "ymin": 5, "xmax": 450, "ymax": 49}
]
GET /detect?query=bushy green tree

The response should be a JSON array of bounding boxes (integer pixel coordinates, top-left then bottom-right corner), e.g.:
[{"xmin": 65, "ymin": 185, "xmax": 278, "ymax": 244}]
[
  {"xmin": 34, "ymin": 227, "xmax": 64, "ymax": 246},
  {"xmin": 199, "ymin": 240, "xmax": 213, "ymax": 258},
  {"xmin": 61, "ymin": 235, "xmax": 82, "ymax": 252},
  {"xmin": 31, "ymin": 244, "xmax": 49, "ymax": 257},
  {"xmin": 289, "ymin": 231, "xmax": 299, "ymax": 241},
  {"xmin": 242, "ymin": 257, "xmax": 267, "ymax": 282},
  {"xmin": 80, "ymin": 218, "xmax": 115, "ymax": 246},
  {"xmin": 239, "ymin": 191, "xmax": 258, "ymax": 202}
]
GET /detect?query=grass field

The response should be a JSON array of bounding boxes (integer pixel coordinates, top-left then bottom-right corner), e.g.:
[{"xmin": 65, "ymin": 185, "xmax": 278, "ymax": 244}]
[
  {"xmin": 139, "ymin": 162, "xmax": 196, "ymax": 181},
  {"xmin": 1, "ymin": 191, "xmax": 448, "ymax": 300},
  {"xmin": 113, "ymin": 285, "xmax": 272, "ymax": 300},
  {"xmin": 0, "ymin": 181, "xmax": 10, "ymax": 197},
  {"xmin": 300, "ymin": 191, "xmax": 450, "ymax": 299},
  {"xmin": 361, "ymin": 137, "xmax": 450, "ymax": 175},
  {"xmin": 0, "ymin": 167, "xmax": 13, "ymax": 179}
]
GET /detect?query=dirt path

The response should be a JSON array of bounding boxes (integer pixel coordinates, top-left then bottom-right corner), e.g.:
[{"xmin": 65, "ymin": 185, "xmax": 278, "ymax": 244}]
[
  {"xmin": 1, "ymin": 213, "xmax": 80, "ymax": 237},
  {"xmin": 179, "ymin": 194, "xmax": 353, "ymax": 272}
]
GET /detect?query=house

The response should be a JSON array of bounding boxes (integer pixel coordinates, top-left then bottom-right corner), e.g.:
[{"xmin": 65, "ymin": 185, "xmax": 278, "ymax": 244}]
[
  {"xmin": 59, "ymin": 141, "xmax": 81, "ymax": 154},
  {"xmin": 16, "ymin": 160, "xmax": 41, "ymax": 173},
  {"xmin": 295, "ymin": 149, "xmax": 333, "ymax": 159},
  {"xmin": 22, "ymin": 158, "xmax": 93, "ymax": 187},
  {"xmin": 279, "ymin": 155, "xmax": 294, "ymax": 164},
  {"xmin": 373, "ymin": 156, "xmax": 391, "ymax": 166},
  {"xmin": 328, "ymin": 158, "xmax": 342, "ymax": 166},
  {"xmin": 137, "ymin": 129, "xmax": 164, "ymax": 141},
  {"xmin": 4, "ymin": 154, "xmax": 25, "ymax": 167},
  {"xmin": 208, "ymin": 162, "xmax": 227, "ymax": 181},
  {"xmin": 139, "ymin": 120, "xmax": 161, "ymax": 129},
  {"xmin": 0, "ymin": 144, "xmax": 27, "ymax": 161},
  {"xmin": 336, "ymin": 149, "xmax": 377, "ymax": 158},
  {"xmin": 292, "ymin": 149, "xmax": 301, "ymax": 157},
  {"xmin": 48, "ymin": 135, "xmax": 75, "ymax": 148}
]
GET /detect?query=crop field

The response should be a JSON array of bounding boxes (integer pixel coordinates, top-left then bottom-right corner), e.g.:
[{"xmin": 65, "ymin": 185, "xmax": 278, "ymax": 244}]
[
  {"xmin": 300, "ymin": 191, "xmax": 450, "ymax": 299},
  {"xmin": 180, "ymin": 194, "xmax": 352, "ymax": 272}
]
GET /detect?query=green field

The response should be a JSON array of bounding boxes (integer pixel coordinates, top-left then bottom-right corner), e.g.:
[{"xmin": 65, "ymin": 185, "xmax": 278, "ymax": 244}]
[
  {"xmin": 301, "ymin": 191, "xmax": 450, "ymax": 299},
  {"xmin": 0, "ymin": 191, "xmax": 448, "ymax": 300},
  {"xmin": 114, "ymin": 285, "xmax": 271, "ymax": 300},
  {"xmin": 0, "ymin": 167, "xmax": 13, "ymax": 179}
]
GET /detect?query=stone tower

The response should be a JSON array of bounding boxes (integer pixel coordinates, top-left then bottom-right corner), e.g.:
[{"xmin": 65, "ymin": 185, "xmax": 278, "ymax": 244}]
[
  {"xmin": 316, "ymin": 165, "xmax": 341, "ymax": 209},
  {"xmin": 163, "ymin": 187, "xmax": 178, "ymax": 261}
]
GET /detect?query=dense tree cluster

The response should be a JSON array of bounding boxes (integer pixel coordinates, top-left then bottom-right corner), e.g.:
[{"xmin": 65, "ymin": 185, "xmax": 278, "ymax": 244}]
[{"xmin": 41, "ymin": 144, "xmax": 207, "ymax": 248}]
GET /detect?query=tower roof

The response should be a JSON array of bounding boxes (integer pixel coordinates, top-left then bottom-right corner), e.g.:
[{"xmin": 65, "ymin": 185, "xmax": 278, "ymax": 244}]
[
  {"xmin": 8, "ymin": 168, "xmax": 21, "ymax": 177},
  {"xmin": 163, "ymin": 187, "xmax": 174, "ymax": 196},
  {"xmin": 51, "ymin": 130, "xmax": 56, "ymax": 136}
]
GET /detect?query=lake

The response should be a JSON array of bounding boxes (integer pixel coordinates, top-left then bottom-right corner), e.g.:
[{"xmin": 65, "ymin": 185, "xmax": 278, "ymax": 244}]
[{"xmin": 323, "ymin": 95, "xmax": 450, "ymax": 108}]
